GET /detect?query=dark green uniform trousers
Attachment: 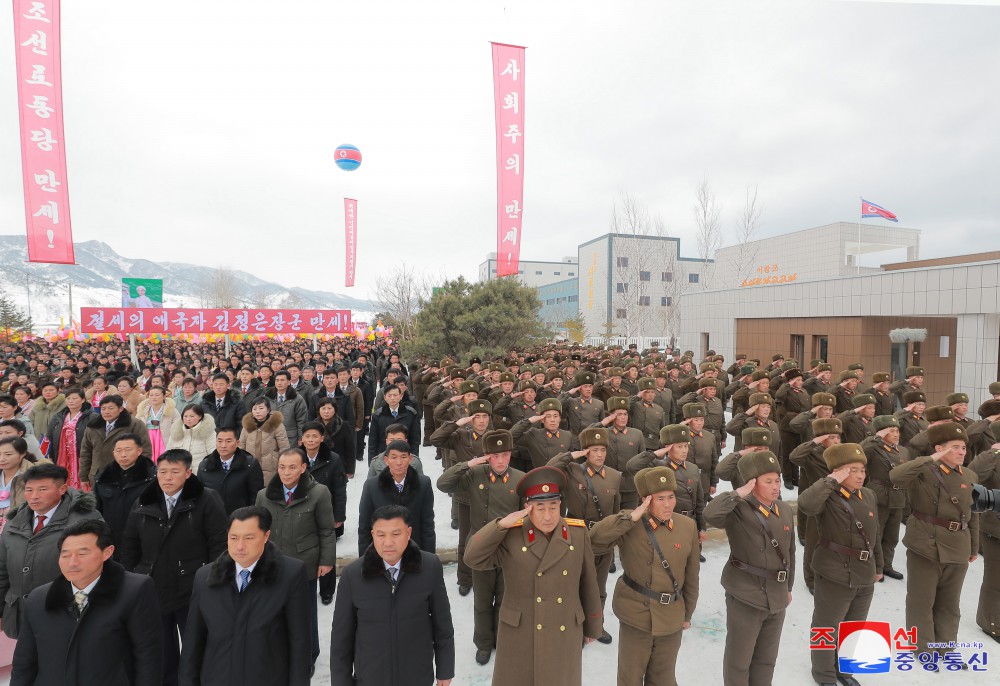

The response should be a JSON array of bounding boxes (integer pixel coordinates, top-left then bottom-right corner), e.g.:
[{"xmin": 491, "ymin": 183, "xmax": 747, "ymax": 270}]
[
  {"xmin": 978, "ymin": 534, "xmax": 1000, "ymax": 641},
  {"xmin": 723, "ymin": 593, "xmax": 785, "ymax": 686},
  {"xmin": 877, "ymin": 504, "xmax": 903, "ymax": 571},
  {"xmin": 472, "ymin": 568, "xmax": 505, "ymax": 650},
  {"xmin": 457, "ymin": 502, "xmax": 472, "ymax": 587},
  {"xmin": 905, "ymin": 549, "xmax": 969, "ymax": 656},
  {"xmin": 810, "ymin": 576, "xmax": 875, "ymax": 683},
  {"xmin": 618, "ymin": 622, "xmax": 683, "ymax": 686}
]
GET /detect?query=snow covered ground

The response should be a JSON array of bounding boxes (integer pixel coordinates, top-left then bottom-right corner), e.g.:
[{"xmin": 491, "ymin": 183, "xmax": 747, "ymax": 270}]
[{"xmin": 308, "ymin": 444, "xmax": 992, "ymax": 685}]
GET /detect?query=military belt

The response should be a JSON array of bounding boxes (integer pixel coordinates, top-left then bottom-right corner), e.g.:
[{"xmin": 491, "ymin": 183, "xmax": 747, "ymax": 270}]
[
  {"xmin": 818, "ymin": 536, "xmax": 872, "ymax": 561},
  {"xmin": 729, "ymin": 558, "xmax": 788, "ymax": 583},
  {"xmin": 911, "ymin": 510, "xmax": 968, "ymax": 531},
  {"xmin": 622, "ymin": 574, "xmax": 680, "ymax": 604}
]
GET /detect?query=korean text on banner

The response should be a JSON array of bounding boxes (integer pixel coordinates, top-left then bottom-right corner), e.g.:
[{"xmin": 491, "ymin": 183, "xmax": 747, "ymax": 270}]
[
  {"xmin": 14, "ymin": 0, "xmax": 74, "ymax": 264},
  {"xmin": 491, "ymin": 42, "xmax": 525, "ymax": 278},
  {"xmin": 81, "ymin": 308, "xmax": 353, "ymax": 335},
  {"xmin": 345, "ymin": 198, "xmax": 357, "ymax": 287}
]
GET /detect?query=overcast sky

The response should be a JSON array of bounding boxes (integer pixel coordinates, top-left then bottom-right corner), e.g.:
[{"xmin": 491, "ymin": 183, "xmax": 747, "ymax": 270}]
[{"xmin": 2, "ymin": 0, "xmax": 999, "ymax": 297}]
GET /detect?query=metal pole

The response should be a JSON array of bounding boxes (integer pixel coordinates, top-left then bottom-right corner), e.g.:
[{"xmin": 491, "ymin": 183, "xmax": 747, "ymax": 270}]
[
  {"xmin": 857, "ymin": 196, "xmax": 862, "ymax": 275},
  {"xmin": 313, "ymin": 333, "xmax": 318, "ymax": 352},
  {"xmin": 25, "ymin": 273, "xmax": 31, "ymax": 320},
  {"xmin": 129, "ymin": 334, "xmax": 138, "ymax": 368},
  {"xmin": 68, "ymin": 283, "xmax": 73, "ymax": 324},
  {"xmin": 224, "ymin": 334, "xmax": 231, "ymax": 358}
]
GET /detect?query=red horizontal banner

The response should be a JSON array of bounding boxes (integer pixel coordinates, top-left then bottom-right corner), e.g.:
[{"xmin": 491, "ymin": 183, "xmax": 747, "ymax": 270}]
[{"xmin": 81, "ymin": 308, "xmax": 352, "ymax": 334}]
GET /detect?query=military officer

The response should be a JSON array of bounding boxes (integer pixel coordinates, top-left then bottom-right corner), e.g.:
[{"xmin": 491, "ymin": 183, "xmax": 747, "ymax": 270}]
[
  {"xmin": 890, "ymin": 422, "xmax": 980, "ymax": 658},
  {"xmin": 832, "ymin": 371, "xmax": 860, "ymax": 415},
  {"xmin": 969, "ymin": 419, "xmax": 1000, "ymax": 644},
  {"xmin": 651, "ymin": 369, "xmax": 678, "ymax": 424},
  {"xmin": 590, "ymin": 467, "xmax": 701, "ymax": 686},
  {"xmin": 716, "ymin": 427, "xmax": 774, "ymax": 491},
  {"xmin": 483, "ymin": 371, "xmax": 517, "ymax": 430},
  {"xmin": 894, "ymin": 390, "xmax": 928, "ymax": 448},
  {"xmin": 595, "ymin": 396, "xmax": 646, "ymax": 509},
  {"xmin": 677, "ymin": 378, "xmax": 726, "ymax": 452},
  {"xmin": 548, "ymin": 426, "xmax": 621, "ymax": 643},
  {"xmin": 730, "ymin": 370, "xmax": 771, "ymax": 423},
  {"xmin": 493, "ymin": 380, "xmax": 540, "ymax": 426},
  {"xmin": 802, "ymin": 363, "xmax": 833, "ymax": 397},
  {"xmin": 726, "ymin": 393, "xmax": 781, "ymax": 457},
  {"xmin": 595, "ymin": 367, "xmax": 629, "ymax": 404},
  {"xmin": 864, "ymin": 372, "xmax": 895, "ymax": 416},
  {"xmin": 965, "ymin": 399, "xmax": 1000, "ymax": 459},
  {"xmin": 838, "ymin": 393, "xmax": 876, "ymax": 445},
  {"xmin": 906, "ymin": 405, "xmax": 955, "ymax": 457},
  {"xmin": 464, "ymin": 466, "xmax": 604, "ymax": 686},
  {"xmin": 861, "ymin": 415, "xmax": 910, "ymax": 580},
  {"xmin": 705, "ymin": 450, "xmax": 796, "ymax": 686},
  {"xmin": 889, "ymin": 366, "xmax": 924, "ymax": 410},
  {"xmin": 510, "ymin": 398, "xmax": 580, "ymax": 472},
  {"xmin": 682, "ymin": 403, "xmax": 721, "ymax": 499},
  {"xmin": 437, "ymin": 429, "xmax": 525, "ymax": 665},
  {"xmin": 789, "ymin": 392, "xmax": 836, "ymax": 443},
  {"xmin": 563, "ymin": 371, "xmax": 607, "ymax": 435},
  {"xmin": 798, "ymin": 443, "xmax": 883, "ymax": 686},
  {"xmin": 775, "ymin": 367, "xmax": 811, "ymax": 485},
  {"xmin": 631, "ymin": 377, "xmax": 668, "ymax": 450}
]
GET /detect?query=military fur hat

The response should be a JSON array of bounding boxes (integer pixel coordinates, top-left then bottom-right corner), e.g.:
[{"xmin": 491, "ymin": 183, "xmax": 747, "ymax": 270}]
[
  {"xmin": 606, "ymin": 396, "xmax": 629, "ymax": 413},
  {"xmin": 607, "ymin": 367, "xmax": 624, "ymax": 378},
  {"xmin": 739, "ymin": 364, "xmax": 756, "ymax": 376},
  {"xmin": 653, "ymin": 369, "xmax": 668, "ymax": 380},
  {"xmin": 538, "ymin": 398, "xmax": 562, "ymax": 415},
  {"xmin": 634, "ymin": 467, "xmax": 677, "ymax": 498},
  {"xmin": 682, "ymin": 403, "xmax": 706, "ymax": 419},
  {"xmin": 783, "ymin": 368, "xmax": 803, "ymax": 381},
  {"xmin": 905, "ymin": 366, "xmax": 924, "ymax": 377},
  {"xmin": 817, "ymin": 363, "xmax": 833, "ymax": 373},
  {"xmin": 735, "ymin": 352, "xmax": 748, "ymax": 360},
  {"xmin": 848, "ymin": 363, "xmax": 864, "ymax": 371},
  {"xmin": 837, "ymin": 370, "xmax": 859, "ymax": 383},
  {"xmin": 781, "ymin": 360, "xmax": 798, "ymax": 371},
  {"xmin": 637, "ymin": 377, "xmax": 656, "ymax": 392},
  {"xmin": 978, "ymin": 399, "xmax": 1000, "ymax": 419},
  {"xmin": 946, "ymin": 393, "xmax": 970, "ymax": 405},
  {"xmin": 824, "ymin": 443, "xmax": 867, "ymax": 470},
  {"xmin": 749, "ymin": 392, "xmax": 773, "ymax": 407},
  {"xmin": 926, "ymin": 422, "xmax": 968, "ymax": 447},
  {"xmin": 925, "ymin": 405, "xmax": 953, "ymax": 422},
  {"xmin": 579, "ymin": 427, "xmax": 610, "ymax": 449},
  {"xmin": 659, "ymin": 424, "xmax": 691, "ymax": 446},
  {"xmin": 483, "ymin": 429, "xmax": 512, "ymax": 454},
  {"xmin": 737, "ymin": 450, "xmax": 781, "ymax": 481},
  {"xmin": 772, "ymin": 354, "xmax": 784, "ymax": 362},
  {"xmin": 871, "ymin": 372, "xmax": 890, "ymax": 383},
  {"xmin": 812, "ymin": 418, "xmax": 843, "ymax": 436},
  {"xmin": 751, "ymin": 370, "xmax": 769, "ymax": 382},
  {"xmin": 809, "ymin": 359, "xmax": 823, "ymax": 368},
  {"xmin": 457, "ymin": 380, "xmax": 479, "ymax": 395},
  {"xmin": 852, "ymin": 394, "xmax": 876, "ymax": 408},
  {"xmin": 990, "ymin": 382, "xmax": 1000, "ymax": 395},
  {"xmin": 545, "ymin": 369, "xmax": 562, "ymax": 383},
  {"xmin": 698, "ymin": 377, "xmax": 717, "ymax": 389},
  {"xmin": 487, "ymin": 363, "xmax": 503, "ymax": 373},
  {"xmin": 699, "ymin": 362, "xmax": 717, "ymax": 373},
  {"xmin": 741, "ymin": 427, "xmax": 773, "ymax": 447},
  {"xmin": 872, "ymin": 415, "xmax": 900, "ymax": 432},
  {"xmin": 499, "ymin": 372, "xmax": 516, "ymax": 383},
  {"xmin": 467, "ymin": 399, "xmax": 493, "ymax": 416},
  {"xmin": 518, "ymin": 380, "xmax": 537, "ymax": 393},
  {"xmin": 902, "ymin": 390, "xmax": 926, "ymax": 405},
  {"xmin": 812, "ymin": 392, "xmax": 836, "ymax": 407},
  {"xmin": 449, "ymin": 366, "xmax": 466, "ymax": 379}
]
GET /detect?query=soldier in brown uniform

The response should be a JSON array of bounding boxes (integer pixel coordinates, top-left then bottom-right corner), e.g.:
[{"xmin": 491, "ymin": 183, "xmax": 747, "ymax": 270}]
[
  {"xmin": 626, "ymin": 425, "xmax": 708, "ymax": 562},
  {"xmin": 437, "ymin": 429, "xmax": 525, "ymax": 665},
  {"xmin": 683, "ymin": 403, "xmax": 721, "ymax": 499},
  {"xmin": 464, "ymin": 466, "xmax": 604, "ymax": 686},
  {"xmin": 547, "ymin": 427, "xmax": 621, "ymax": 644},
  {"xmin": 775, "ymin": 367, "xmax": 810, "ymax": 486},
  {"xmin": 510, "ymin": 398, "xmax": 580, "ymax": 472},
  {"xmin": 677, "ymin": 378, "xmax": 726, "ymax": 452},
  {"xmin": 832, "ymin": 371, "xmax": 860, "ymax": 415},
  {"xmin": 889, "ymin": 366, "xmax": 924, "ymax": 411},
  {"xmin": 595, "ymin": 367, "xmax": 629, "ymax": 404},
  {"xmin": 802, "ymin": 363, "xmax": 833, "ymax": 397},
  {"xmin": 799, "ymin": 443, "xmax": 883, "ymax": 686},
  {"xmin": 906, "ymin": 405, "xmax": 955, "ymax": 458},
  {"xmin": 493, "ymin": 380, "xmax": 540, "ymax": 427},
  {"xmin": 861, "ymin": 415, "xmax": 910, "ymax": 580},
  {"xmin": 726, "ymin": 393, "xmax": 780, "ymax": 457},
  {"xmin": 894, "ymin": 390, "xmax": 928, "ymax": 448},
  {"xmin": 705, "ymin": 450, "xmax": 796, "ymax": 686},
  {"xmin": 595, "ymin": 396, "xmax": 646, "ymax": 509},
  {"xmin": 890, "ymin": 422, "xmax": 980, "ymax": 658},
  {"xmin": 864, "ymin": 372, "xmax": 895, "ymax": 416},
  {"xmin": 965, "ymin": 399, "xmax": 1000, "ymax": 459},
  {"xmin": 652, "ymin": 369, "xmax": 678, "ymax": 424},
  {"xmin": 838, "ymin": 393, "xmax": 876, "ymax": 445},
  {"xmin": 563, "ymin": 371, "xmax": 606, "ymax": 435},
  {"xmin": 484, "ymin": 371, "xmax": 517, "ymax": 430},
  {"xmin": 631, "ymin": 378, "xmax": 668, "ymax": 451},
  {"xmin": 590, "ymin": 466, "xmax": 700, "ymax": 686},
  {"xmin": 716, "ymin": 427, "xmax": 774, "ymax": 491},
  {"xmin": 969, "ymin": 418, "xmax": 1000, "ymax": 644},
  {"xmin": 790, "ymin": 418, "xmax": 843, "ymax": 594},
  {"xmin": 731, "ymin": 370, "xmax": 770, "ymax": 420},
  {"xmin": 790, "ymin": 392, "xmax": 836, "ymax": 443}
]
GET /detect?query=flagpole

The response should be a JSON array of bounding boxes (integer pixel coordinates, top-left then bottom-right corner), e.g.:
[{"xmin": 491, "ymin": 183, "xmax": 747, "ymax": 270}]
[{"xmin": 857, "ymin": 196, "xmax": 862, "ymax": 275}]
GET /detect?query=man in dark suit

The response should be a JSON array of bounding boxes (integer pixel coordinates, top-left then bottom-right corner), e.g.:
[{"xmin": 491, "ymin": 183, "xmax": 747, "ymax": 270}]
[
  {"xmin": 12, "ymin": 520, "xmax": 163, "ymax": 686},
  {"xmin": 358, "ymin": 440, "xmax": 436, "ymax": 555},
  {"xmin": 180, "ymin": 507, "xmax": 312, "ymax": 686},
  {"xmin": 331, "ymin": 504, "xmax": 455, "ymax": 686}
]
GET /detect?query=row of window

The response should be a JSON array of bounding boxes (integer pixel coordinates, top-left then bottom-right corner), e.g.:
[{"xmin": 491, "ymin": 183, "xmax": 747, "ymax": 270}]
[
  {"xmin": 614, "ymin": 297, "xmax": 673, "ymax": 317},
  {"xmin": 543, "ymin": 295, "xmax": 579, "ymax": 305},
  {"xmin": 615, "ymin": 275, "xmax": 695, "ymax": 294},
  {"xmin": 490, "ymin": 269, "xmax": 576, "ymax": 277}
]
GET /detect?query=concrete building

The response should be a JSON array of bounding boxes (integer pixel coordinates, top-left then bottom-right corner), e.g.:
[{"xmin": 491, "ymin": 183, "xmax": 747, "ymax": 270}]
[
  {"xmin": 537, "ymin": 278, "xmax": 579, "ymax": 337},
  {"xmin": 680, "ymin": 223, "xmax": 1000, "ymax": 405},
  {"xmin": 478, "ymin": 253, "xmax": 578, "ymax": 288}
]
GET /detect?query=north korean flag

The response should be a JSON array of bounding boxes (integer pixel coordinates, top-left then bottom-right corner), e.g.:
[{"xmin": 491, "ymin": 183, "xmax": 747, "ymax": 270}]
[{"xmin": 861, "ymin": 199, "xmax": 898, "ymax": 222}]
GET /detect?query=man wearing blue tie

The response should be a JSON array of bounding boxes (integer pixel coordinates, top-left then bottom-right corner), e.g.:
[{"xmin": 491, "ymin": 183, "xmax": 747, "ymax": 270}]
[
  {"xmin": 180, "ymin": 507, "xmax": 312, "ymax": 686},
  {"xmin": 368, "ymin": 385, "xmax": 422, "ymax": 460}
]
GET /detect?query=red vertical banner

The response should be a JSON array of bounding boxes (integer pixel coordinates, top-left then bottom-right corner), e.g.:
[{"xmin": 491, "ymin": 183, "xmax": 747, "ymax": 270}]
[
  {"xmin": 344, "ymin": 198, "xmax": 357, "ymax": 287},
  {"xmin": 491, "ymin": 42, "xmax": 525, "ymax": 278},
  {"xmin": 14, "ymin": 0, "xmax": 75, "ymax": 264}
]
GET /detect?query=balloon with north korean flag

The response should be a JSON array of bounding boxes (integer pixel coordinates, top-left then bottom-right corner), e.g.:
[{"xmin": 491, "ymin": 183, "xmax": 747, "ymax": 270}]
[{"xmin": 335, "ymin": 144, "xmax": 362, "ymax": 171}]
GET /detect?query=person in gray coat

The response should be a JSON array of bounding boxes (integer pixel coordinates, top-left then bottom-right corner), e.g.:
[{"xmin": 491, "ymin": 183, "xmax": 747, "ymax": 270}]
[
  {"xmin": 0, "ymin": 464, "xmax": 103, "ymax": 638},
  {"xmin": 264, "ymin": 372, "xmax": 308, "ymax": 445}
]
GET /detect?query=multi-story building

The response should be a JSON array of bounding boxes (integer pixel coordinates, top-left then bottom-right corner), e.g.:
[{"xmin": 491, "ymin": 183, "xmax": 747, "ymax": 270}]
[{"xmin": 478, "ymin": 253, "xmax": 578, "ymax": 288}]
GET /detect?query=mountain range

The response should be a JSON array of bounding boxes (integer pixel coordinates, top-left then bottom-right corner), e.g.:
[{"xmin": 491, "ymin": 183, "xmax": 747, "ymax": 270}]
[{"xmin": 0, "ymin": 235, "xmax": 375, "ymax": 328}]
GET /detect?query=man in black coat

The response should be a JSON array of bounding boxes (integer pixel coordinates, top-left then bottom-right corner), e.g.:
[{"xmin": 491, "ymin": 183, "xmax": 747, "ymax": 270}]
[
  {"xmin": 94, "ymin": 433, "xmax": 156, "ymax": 558},
  {"xmin": 358, "ymin": 441, "xmax": 436, "ymax": 555},
  {"xmin": 201, "ymin": 373, "xmax": 243, "ymax": 436},
  {"xmin": 180, "ymin": 507, "xmax": 311, "ymax": 686},
  {"xmin": 120, "ymin": 448, "xmax": 228, "ymax": 686},
  {"xmin": 368, "ymin": 385, "xmax": 421, "ymax": 461},
  {"xmin": 197, "ymin": 427, "xmax": 265, "ymax": 514},
  {"xmin": 301, "ymin": 422, "xmax": 347, "ymax": 603},
  {"xmin": 11, "ymin": 520, "xmax": 162, "ymax": 686},
  {"xmin": 331, "ymin": 504, "xmax": 455, "ymax": 686}
]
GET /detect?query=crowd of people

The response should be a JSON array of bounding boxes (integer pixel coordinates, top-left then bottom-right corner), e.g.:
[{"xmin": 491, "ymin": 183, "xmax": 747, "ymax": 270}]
[{"xmin": 0, "ymin": 337, "xmax": 997, "ymax": 685}]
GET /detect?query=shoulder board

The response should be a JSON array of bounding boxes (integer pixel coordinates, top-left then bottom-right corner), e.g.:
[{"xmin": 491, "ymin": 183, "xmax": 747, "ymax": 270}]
[
  {"xmin": 508, "ymin": 519, "xmax": 524, "ymax": 528},
  {"xmin": 565, "ymin": 518, "xmax": 587, "ymax": 527}
]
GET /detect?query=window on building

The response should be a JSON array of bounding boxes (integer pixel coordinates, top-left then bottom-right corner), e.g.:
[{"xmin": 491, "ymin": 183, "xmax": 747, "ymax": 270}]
[
  {"xmin": 568, "ymin": 272, "xmax": 575, "ymax": 276},
  {"xmin": 638, "ymin": 296, "xmax": 651, "ymax": 306},
  {"xmin": 791, "ymin": 335, "xmax": 805, "ymax": 365},
  {"xmin": 554, "ymin": 271, "xmax": 560, "ymax": 276},
  {"xmin": 546, "ymin": 298, "xmax": 555, "ymax": 305},
  {"xmin": 616, "ymin": 283, "xmax": 628, "ymax": 293},
  {"xmin": 536, "ymin": 270, "xmax": 543, "ymax": 275},
  {"xmin": 491, "ymin": 269, "xmax": 497, "ymax": 274},
  {"xmin": 661, "ymin": 296, "xmax": 672, "ymax": 306},
  {"xmin": 688, "ymin": 273, "xmax": 699, "ymax": 283},
  {"xmin": 662, "ymin": 271, "xmax": 673, "ymax": 282},
  {"xmin": 568, "ymin": 295, "xmax": 578, "ymax": 302},
  {"xmin": 518, "ymin": 270, "xmax": 524, "ymax": 275},
  {"xmin": 639, "ymin": 271, "xmax": 651, "ymax": 282},
  {"xmin": 557, "ymin": 297, "xmax": 566, "ymax": 303},
  {"xmin": 617, "ymin": 256, "xmax": 629, "ymax": 268},
  {"xmin": 615, "ymin": 309, "xmax": 626, "ymax": 319}
]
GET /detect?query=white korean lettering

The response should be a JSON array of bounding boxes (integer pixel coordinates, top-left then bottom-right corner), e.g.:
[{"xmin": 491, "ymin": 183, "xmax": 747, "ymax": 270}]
[
  {"xmin": 500, "ymin": 58, "xmax": 520, "ymax": 81},
  {"xmin": 502, "ymin": 92, "xmax": 519, "ymax": 114},
  {"xmin": 20, "ymin": 30, "xmax": 47, "ymax": 56},
  {"xmin": 26, "ymin": 95, "xmax": 53, "ymax": 118},
  {"xmin": 288, "ymin": 313, "xmax": 302, "ymax": 331},
  {"xmin": 32, "ymin": 200, "xmax": 58, "ymax": 224},
  {"xmin": 29, "ymin": 128, "xmax": 56, "ymax": 151},
  {"xmin": 504, "ymin": 153, "xmax": 520, "ymax": 175},
  {"xmin": 172, "ymin": 312, "xmax": 189, "ymax": 332},
  {"xmin": 214, "ymin": 311, "xmax": 231, "ymax": 332},
  {"xmin": 504, "ymin": 199, "xmax": 521, "ymax": 219},
  {"xmin": 33, "ymin": 169, "xmax": 60, "ymax": 192},
  {"xmin": 503, "ymin": 124, "xmax": 522, "ymax": 145},
  {"xmin": 26, "ymin": 64, "xmax": 51, "ymax": 86},
  {"xmin": 128, "ymin": 312, "xmax": 145, "ymax": 330},
  {"xmin": 234, "ymin": 310, "xmax": 250, "ymax": 332},
  {"xmin": 22, "ymin": 2, "xmax": 50, "ymax": 23},
  {"xmin": 87, "ymin": 311, "xmax": 106, "ymax": 331}
]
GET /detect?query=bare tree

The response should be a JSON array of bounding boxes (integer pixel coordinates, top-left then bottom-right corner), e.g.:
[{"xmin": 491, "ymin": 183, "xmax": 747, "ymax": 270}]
[
  {"xmin": 248, "ymin": 286, "xmax": 278, "ymax": 309},
  {"xmin": 693, "ymin": 177, "xmax": 722, "ymax": 289},
  {"xmin": 732, "ymin": 185, "xmax": 763, "ymax": 287},
  {"xmin": 201, "ymin": 268, "xmax": 245, "ymax": 308},
  {"xmin": 373, "ymin": 263, "xmax": 432, "ymax": 343},
  {"xmin": 282, "ymin": 291, "xmax": 307, "ymax": 309},
  {"xmin": 610, "ymin": 193, "xmax": 660, "ymax": 340}
]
